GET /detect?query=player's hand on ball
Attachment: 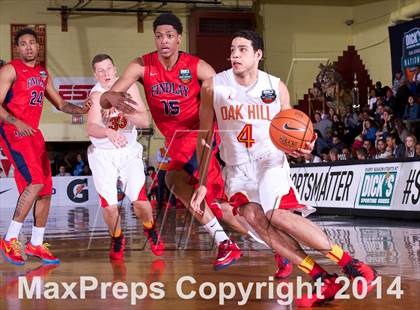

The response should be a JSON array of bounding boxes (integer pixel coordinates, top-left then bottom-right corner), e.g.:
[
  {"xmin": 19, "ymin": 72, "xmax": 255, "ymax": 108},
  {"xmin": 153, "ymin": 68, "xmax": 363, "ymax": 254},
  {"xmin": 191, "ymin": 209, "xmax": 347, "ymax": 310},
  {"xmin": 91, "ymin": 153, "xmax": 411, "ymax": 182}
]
[
  {"xmin": 290, "ymin": 132, "xmax": 318, "ymax": 158},
  {"xmin": 107, "ymin": 129, "xmax": 128, "ymax": 148},
  {"xmin": 190, "ymin": 185, "xmax": 207, "ymax": 216}
]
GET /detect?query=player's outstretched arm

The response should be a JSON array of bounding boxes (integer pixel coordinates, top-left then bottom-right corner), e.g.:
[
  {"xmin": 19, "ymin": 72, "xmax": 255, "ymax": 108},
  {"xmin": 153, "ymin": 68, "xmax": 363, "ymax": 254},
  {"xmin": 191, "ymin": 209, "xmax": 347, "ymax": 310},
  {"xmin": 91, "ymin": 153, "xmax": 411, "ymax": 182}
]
[
  {"xmin": 45, "ymin": 78, "xmax": 91, "ymax": 114},
  {"xmin": 124, "ymin": 82, "xmax": 150, "ymax": 128},
  {"xmin": 86, "ymin": 91, "xmax": 127, "ymax": 148},
  {"xmin": 99, "ymin": 58, "xmax": 144, "ymax": 114},
  {"xmin": 0, "ymin": 65, "xmax": 35, "ymax": 136},
  {"xmin": 190, "ymin": 77, "xmax": 215, "ymax": 212}
]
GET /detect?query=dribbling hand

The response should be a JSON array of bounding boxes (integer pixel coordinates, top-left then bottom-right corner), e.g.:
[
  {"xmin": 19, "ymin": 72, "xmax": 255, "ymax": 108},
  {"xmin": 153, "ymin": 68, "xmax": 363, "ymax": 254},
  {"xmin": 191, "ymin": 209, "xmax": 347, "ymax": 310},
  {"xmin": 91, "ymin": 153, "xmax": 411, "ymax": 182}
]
[{"xmin": 290, "ymin": 132, "xmax": 318, "ymax": 158}]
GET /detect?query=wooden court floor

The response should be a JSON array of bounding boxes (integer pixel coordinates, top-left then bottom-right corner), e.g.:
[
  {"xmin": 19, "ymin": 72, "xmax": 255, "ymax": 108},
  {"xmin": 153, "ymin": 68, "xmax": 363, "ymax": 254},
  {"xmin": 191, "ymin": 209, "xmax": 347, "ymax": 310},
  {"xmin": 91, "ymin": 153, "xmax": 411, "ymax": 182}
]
[{"xmin": 0, "ymin": 206, "xmax": 419, "ymax": 309}]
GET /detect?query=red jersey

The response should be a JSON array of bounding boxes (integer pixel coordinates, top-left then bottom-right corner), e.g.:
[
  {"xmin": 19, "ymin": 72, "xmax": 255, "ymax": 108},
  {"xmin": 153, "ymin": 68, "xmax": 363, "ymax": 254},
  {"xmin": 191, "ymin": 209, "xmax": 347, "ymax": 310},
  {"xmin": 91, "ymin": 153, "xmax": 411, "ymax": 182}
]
[
  {"xmin": 2, "ymin": 59, "xmax": 48, "ymax": 129},
  {"xmin": 142, "ymin": 51, "xmax": 201, "ymax": 141}
]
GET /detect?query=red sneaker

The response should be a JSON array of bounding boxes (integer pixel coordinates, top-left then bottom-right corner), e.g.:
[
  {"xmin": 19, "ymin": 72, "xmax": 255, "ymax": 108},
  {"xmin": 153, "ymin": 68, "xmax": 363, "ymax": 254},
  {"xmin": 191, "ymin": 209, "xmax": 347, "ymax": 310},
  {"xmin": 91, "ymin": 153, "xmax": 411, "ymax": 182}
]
[
  {"xmin": 0, "ymin": 238, "xmax": 25, "ymax": 266},
  {"xmin": 25, "ymin": 242, "xmax": 60, "ymax": 264},
  {"xmin": 343, "ymin": 258, "xmax": 378, "ymax": 295},
  {"xmin": 109, "ymin": 235, "xmax": 125, "ymax": 260},
  {"xmin": 214, "ymin": 239, "xmax": 242, "ymax": 271},
  {"xmin": 144, "ymin": 227, "xmax": 164, "ymax": 256},
  {"xmin": 295, "ymin": 274, "xmax": 342, "ymax": 307},
  {"xmin": 274, "ymin": 253, "xmax": 293, "ymax": 279}
]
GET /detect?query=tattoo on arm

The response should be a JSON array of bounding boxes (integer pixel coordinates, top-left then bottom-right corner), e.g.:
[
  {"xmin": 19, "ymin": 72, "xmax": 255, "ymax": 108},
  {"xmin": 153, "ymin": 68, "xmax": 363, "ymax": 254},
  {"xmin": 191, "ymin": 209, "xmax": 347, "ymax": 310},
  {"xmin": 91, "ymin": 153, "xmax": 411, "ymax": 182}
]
[
  {"xmin": 6, "ymin": 115, "xmax": 17, "ymax": 124},
  {"xmin": 60, "ymin": 102, "xmax": 83, "ymax": 114}
]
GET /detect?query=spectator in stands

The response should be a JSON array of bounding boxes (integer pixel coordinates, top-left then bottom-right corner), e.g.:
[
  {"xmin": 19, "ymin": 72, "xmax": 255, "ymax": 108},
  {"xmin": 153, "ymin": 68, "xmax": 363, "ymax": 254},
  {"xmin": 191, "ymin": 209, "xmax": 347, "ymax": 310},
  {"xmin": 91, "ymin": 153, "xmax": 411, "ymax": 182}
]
[
  {"xmin": 146, "ymin": 166, "xmax": 158, "ymax": 200},
  {"xmin": 411, "ymin": 65, "xmax": 420, "ymax": 95},
  {"xmin": 386, "ymin": 133, "xmax": 405, "ymax": 158},
  {"xmin": 314, "ymin": 111, "xmax": 332, "ymax": 141},
  {"xmin": 404, "ymin": 135, "xmax": 417, "ymax": 158},
  {"xmin": 374, "ymin": 103, "xmax": 385, "ymax": 123},
  {"xmin": 415, "ymin": 143, "xmax": 420, "ymax": 157},
  {"xmin": 403, "ymin": 95, "xmax": 420, "ymax": 121},
  {"xmin": 361, "ymin": 119, "xmax": 377, "ymax": 144},
  {"xmin": 356, "ymin": 147, "xmax": 368, "ymax": 160},
  {"xmin": 337, "ymin": 147, "xmax": 351, "ymax": 161},
  {"xmin": 375, "ymin": 81, "xmax": 383, "ymax": 97},
  {"xmin": 362, "ymin": 110, "xmax": 373, "ymax": 122},
  {"xmin": 328, "ymin": 107, "xmax": 337, "ymax": 121},
  {"xmin": 330, "ymin": 135, "xmax": 344, "ymax": 152},
  {"xmin": 351, "ymin": 135, "xmax": 364, "ymax": 158},
  {"xmin": 386, "ymin": 145, "xmax": 394, "ymax": 158},
  {"xmin": 394, "ymin": 118, "xmax": 409, "ymax": 144},
  {"xmin": 56, "ymin": 165, "xmax": 70, "ymax": 176},
  {"xmin": 320, "ymin": 147, "xmax": 331, "ymax": 162},
  {"xmin": 73, "ymin": 153, "xmax": 85, "ymax": 176},
  {"xmin": 343, "ymin": 105, "xmax": 360, "ymax": 130},
  {"xmin": 392, "ymin": 70, "xmax": 405, "ymax": 95},
  {"xmin": 374, "ymin": 139, "xmax": 388, "ymax": 159},
  {"xmin": 368, "ymin": 88, "xmax": 377, "ymax": 111},
  {"xmin": 363, "ymin": 139, "xmax": 376, "ymax": 158},
  {"xmin": 329, "ymin": 148, "xmax": 339, "ymax": 162},
  {"xmin": 82, "ymin": 165, "xmax": 91, "ymax": 176},
  {"xmin": 376, "ymin": 108, "xmax": 394, "ymax": 140},
  {"xmin": 331, "ymin": 114, "xmax": 345, "ymax": 138},
  {"xmin": 314, "ymin": 129, "xmax": 329, "ymax": 156},
  {"xmin": 383, "ymin": 86, "xmax": 397, "ymax": 113},
  {"xmin": 303, "ymin": 151, "xmax": 322, "ymax": 164}
]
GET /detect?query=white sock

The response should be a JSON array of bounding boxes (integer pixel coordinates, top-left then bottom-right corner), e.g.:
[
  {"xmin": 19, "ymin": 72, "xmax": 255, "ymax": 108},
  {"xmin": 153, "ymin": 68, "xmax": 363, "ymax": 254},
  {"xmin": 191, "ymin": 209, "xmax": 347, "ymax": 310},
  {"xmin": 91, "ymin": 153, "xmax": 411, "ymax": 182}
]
[
  {"xmin": 30, "ymin": 226, "xmax": 45, "ymax": 246},
  {"xmin": 203, "ymin": 217, "xmax": 229, "ymax": 245},
  {"xmin": 5, "ymin": 220, "xmax": 23, "ymax": 241}
]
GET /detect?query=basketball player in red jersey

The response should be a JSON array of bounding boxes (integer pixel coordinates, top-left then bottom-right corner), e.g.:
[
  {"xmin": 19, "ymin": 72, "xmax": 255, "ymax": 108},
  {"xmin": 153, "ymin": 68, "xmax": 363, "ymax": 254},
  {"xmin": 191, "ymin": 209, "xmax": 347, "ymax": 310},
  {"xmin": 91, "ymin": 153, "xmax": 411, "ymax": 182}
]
[
  {"xmin": 100, "ymin": 14, "xmax": 296, "ymax": 273},
  {"xmin": 0, "ymin": 28, "xmax": 90, "ymax": 265}
]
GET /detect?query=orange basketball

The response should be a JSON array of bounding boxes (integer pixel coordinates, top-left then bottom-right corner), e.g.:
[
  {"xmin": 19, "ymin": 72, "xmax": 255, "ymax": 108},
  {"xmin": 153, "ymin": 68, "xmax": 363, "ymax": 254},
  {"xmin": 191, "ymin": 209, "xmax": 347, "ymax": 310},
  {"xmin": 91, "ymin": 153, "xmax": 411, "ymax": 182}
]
[{"xmin": 269, "ymin": 109, "xmax": 314, "ymax": 153}]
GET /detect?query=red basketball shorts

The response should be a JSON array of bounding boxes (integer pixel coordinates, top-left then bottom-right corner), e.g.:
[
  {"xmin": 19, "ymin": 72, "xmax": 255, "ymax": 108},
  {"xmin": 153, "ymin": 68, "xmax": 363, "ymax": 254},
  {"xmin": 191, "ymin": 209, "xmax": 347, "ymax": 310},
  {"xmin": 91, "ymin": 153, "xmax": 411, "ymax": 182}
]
[{"xmin": 0, "ymin": 125, "xmax": 52, "ymax": 196}]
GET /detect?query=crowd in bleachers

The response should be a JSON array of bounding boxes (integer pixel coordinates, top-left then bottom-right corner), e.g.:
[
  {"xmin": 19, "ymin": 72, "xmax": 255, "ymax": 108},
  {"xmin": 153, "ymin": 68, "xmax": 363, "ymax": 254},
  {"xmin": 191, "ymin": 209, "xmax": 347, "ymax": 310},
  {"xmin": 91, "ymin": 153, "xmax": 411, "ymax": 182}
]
[{"xmin": 292, "ymin": 72, "xmax": 420, "ymax": 164}]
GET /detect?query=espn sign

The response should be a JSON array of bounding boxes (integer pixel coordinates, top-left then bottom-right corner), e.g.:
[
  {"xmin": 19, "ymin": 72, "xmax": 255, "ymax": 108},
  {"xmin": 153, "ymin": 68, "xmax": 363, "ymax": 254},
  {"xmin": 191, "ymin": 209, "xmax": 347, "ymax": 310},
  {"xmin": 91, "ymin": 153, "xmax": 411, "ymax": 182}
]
[{"xmin": 53, "ymin": 77, "xmax": 96, "ymax": 108}]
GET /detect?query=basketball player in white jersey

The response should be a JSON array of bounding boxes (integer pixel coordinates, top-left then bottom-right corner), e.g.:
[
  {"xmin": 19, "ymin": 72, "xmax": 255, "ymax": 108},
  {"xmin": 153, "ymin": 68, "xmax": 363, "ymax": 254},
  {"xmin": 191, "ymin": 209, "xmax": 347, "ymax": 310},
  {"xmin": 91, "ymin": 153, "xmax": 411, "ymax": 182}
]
[
  {"xmin": 87, "ymin": 54, "xmax": 164, "ymax": 260},
  {"xmin": 191, "ymin": 31, "xmax": 377, "ymax": 306}
]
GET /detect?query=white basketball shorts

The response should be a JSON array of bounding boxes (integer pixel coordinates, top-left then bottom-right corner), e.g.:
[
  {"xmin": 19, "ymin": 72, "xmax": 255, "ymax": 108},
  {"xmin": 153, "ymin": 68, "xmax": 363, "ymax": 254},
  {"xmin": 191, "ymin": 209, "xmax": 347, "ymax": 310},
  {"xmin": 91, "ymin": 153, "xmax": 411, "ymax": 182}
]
[{"xmin": 88, "ymin": 142, "xmax": 146, "ymax": 206}]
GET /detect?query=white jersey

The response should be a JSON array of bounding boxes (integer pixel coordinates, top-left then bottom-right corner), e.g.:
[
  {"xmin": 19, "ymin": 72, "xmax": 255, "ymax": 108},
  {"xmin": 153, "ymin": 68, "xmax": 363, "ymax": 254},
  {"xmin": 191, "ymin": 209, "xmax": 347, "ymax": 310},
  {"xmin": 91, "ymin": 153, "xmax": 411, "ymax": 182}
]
[
  {"xmin": 213, "ymin": 69, "xmax": 284, "ymax": 165},
  {"xmin": 89, "ymin": 82, "xmax": 137, "ymax": 150}
]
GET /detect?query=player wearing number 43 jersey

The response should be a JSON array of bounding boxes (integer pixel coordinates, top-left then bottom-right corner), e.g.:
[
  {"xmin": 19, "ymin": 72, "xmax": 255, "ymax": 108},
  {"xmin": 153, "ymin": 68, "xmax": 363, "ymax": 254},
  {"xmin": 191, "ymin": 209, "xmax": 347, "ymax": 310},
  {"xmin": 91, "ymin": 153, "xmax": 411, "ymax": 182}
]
[
  {"xmin": 87, "ymin": 54, "xmax": 164, "ymax": 259},
  {"xmin": 192, "ymin": 30, "xmax": 378, "ymax": 307},
  {"xmin": 100, "ymin": 13, "xmax": 289, "ymax": 275},
  {"xmin": 0, "ymin": 28, "xmax": 90, "ymax": 266}
]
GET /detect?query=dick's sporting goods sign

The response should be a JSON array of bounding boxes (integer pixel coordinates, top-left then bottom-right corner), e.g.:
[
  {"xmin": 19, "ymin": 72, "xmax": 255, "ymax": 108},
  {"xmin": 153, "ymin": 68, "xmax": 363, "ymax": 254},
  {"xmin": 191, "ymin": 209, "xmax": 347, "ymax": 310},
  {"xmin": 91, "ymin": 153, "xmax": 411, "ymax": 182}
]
[
  {"xmin": 358, "ymin": 166, "xmax": 398, "ymax": 207},
  {"xmin": 290, "ymin": 160, "xmax": 420, "ymax": 212}
]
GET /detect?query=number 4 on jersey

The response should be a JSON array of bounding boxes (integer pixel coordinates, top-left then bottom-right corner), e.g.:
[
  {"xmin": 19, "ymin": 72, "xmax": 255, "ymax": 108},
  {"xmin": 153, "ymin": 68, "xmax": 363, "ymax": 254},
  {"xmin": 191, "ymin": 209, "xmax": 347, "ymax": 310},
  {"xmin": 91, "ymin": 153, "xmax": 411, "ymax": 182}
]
[{"xmin": 237, "ymin": 124, "xmax": 255, "ymax": 148}]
